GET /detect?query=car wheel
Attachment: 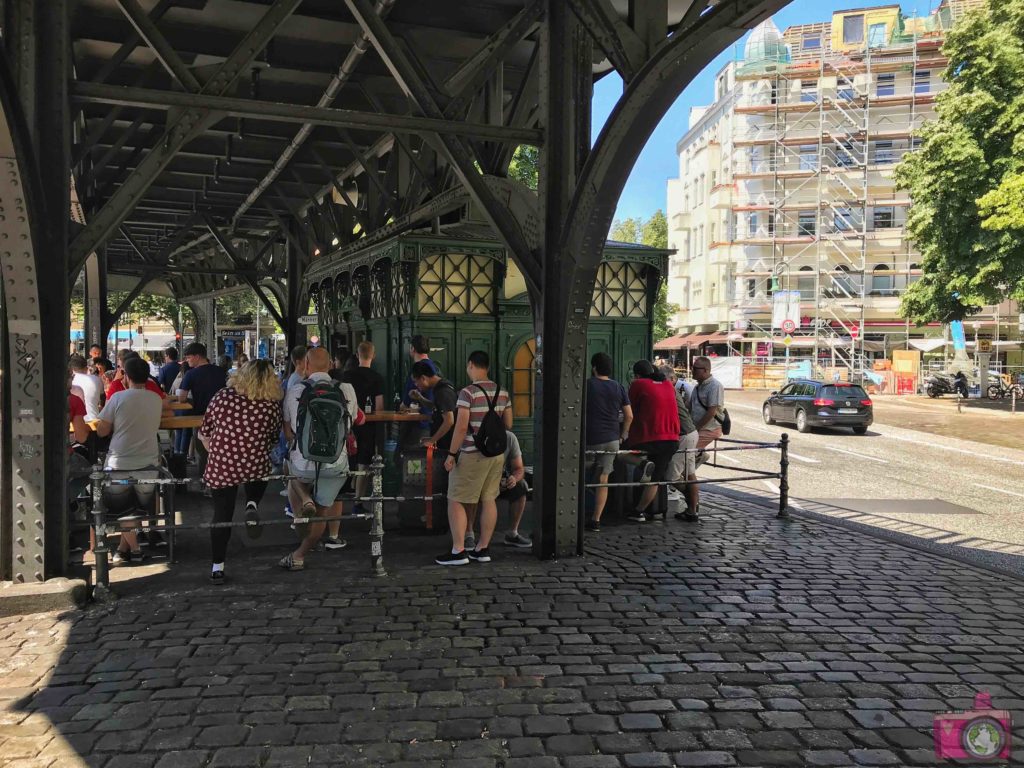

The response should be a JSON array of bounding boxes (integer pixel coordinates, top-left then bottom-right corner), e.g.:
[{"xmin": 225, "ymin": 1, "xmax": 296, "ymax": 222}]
[
  {"xmin": 796, "ymin": 409, "xmax": 811, "ymax": 433},
  {"xmin": 762, "ymin": 404, "xmax": 775, "ymax": 425},
  {"xmin": 852, "ymin": 425, "xmax": 867, "ymax": 435}
]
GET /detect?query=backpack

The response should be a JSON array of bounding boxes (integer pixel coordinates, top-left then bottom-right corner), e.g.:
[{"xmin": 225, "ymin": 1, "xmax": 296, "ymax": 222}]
[
  {"xmin": 294, "ymin": 379, "xmax": 351, "ymax": 467},
  {"xmin": 470, "ymin": 384, "xmax": 508, "ymax": 457},
  {"xmin": 693, "ymin": 381, "xmax": 731, "ymax": 436}
]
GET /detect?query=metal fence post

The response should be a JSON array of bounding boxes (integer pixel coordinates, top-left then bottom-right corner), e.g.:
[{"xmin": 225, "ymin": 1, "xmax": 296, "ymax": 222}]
[
  {"xmin": 777, "ymin": 433, "xmax": 790, "ymax": 519},
  {"xmin": 90, "ymin": 464, "xmax": 112, "ymax": 593},
  {"xmin": 369, "ymin": 454, "xmax": 387, "ymax": 577}
]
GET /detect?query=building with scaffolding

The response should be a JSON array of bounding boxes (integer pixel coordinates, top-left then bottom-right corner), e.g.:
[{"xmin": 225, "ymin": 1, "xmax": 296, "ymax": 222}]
[{"xmin": 666, "ymin": 0, "xmax": 990, "ymax": 376}]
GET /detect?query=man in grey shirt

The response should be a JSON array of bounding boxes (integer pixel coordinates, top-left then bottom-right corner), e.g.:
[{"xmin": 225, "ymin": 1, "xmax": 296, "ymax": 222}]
[
  {"xmin": 96, "ymin": 357, "xmax": 163, "ymax": 563},
  {"xmin": 689, "ymin": 356, "xmax": 725, "ymax": 463}
]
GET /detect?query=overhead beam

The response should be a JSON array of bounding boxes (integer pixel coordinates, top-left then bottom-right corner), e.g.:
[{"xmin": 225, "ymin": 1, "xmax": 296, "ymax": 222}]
[
  {"xmin": 68, "ymin": 0, "xmax": 307, "ymax": 274},
  {"xmin": 342, "ymin": 0, "xmax": 542, "ymax": 290},
  {"xmin": 203, "ymin": 214, "xmax": 286, "ymax": 327},
  {"xmin": 118, "ymin": 225, "xmax": 160, "ymax": 266},
  {"xmin": 70, "ymin": 82, "xmax": 545, "ymax": 145},
  {"xmin": 113, "ymin": 0, "xmax": 202, "ymax": 93},
  {"xmin": 568, "ymin": 0, "xmax": 647, "ymax": 81}
]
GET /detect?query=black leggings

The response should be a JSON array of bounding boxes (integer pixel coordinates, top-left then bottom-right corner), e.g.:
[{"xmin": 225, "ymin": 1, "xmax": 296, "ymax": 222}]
[{"xmin": 210, "ymin": 481, "xmax": 268, "ymax": 564}]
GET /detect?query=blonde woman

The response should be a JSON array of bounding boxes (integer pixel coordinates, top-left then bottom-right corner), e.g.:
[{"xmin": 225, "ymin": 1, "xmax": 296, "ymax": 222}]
[{"xmin": 198, "ymin": 359, "xmax": 283, "ymax": 583}]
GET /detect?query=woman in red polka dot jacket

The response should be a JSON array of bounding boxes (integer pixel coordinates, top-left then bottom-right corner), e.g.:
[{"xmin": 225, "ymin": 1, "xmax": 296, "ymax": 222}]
[{"xmin": 198, "ymin": 359, "xmax": 283, "ymax": 583}]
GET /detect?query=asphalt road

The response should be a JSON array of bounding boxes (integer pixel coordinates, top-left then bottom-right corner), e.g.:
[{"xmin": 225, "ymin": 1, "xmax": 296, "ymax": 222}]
[{"xmin": 698, "ymin": 389, "xmax": 1024, "ymax": 571}]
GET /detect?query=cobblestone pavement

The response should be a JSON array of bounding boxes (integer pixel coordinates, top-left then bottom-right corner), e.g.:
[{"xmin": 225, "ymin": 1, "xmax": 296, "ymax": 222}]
[{"xmin": 3, "ymin": 494, "xmax": 1024, "ymax": 767}]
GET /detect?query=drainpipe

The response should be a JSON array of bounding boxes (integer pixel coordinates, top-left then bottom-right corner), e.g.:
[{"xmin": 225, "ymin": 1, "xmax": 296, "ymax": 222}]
[{"xmin": 230, "ymin": 0, "xmax": 396, "ymax": 230}]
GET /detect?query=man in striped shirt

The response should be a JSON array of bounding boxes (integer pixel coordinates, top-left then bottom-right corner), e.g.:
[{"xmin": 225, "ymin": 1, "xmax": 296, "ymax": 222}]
[{"xmin": 437, "ymin": 350, "xmax": 513, "ymax": 566}]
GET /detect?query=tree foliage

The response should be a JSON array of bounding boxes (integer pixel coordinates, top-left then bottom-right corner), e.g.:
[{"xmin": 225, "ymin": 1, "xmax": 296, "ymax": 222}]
[
  {"xmin": 895, "ymin": 1, "xmax": 1024, "ymax": 323},
  {"xmin": 609, "ymin": 210, "xmax": 677, "ymax": 340},
  {"xmin": 507, "ymin": 145, "xmax": 539, "ymax": 190}
]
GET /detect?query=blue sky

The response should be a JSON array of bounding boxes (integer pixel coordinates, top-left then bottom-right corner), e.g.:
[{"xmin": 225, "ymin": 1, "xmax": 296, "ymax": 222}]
[{"xmin": 594, "ymin": 0, "xmax": 938, "ymax": 223}]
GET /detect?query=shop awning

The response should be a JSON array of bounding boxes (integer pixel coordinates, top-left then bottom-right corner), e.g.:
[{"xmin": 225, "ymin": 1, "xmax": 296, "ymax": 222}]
[
  {"xmin": 653, "ymin": 333, "xmax": 692, "ymax": 351},
  {"xmin": 909, "ymin": 338, "xmax": 947, "ymax": 352}
]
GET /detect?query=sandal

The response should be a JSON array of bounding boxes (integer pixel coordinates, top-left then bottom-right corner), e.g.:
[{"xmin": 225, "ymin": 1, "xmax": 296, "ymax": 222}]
[{"xmin": 277, "ymin": 553, "xmax": 304, "ymax": 571}]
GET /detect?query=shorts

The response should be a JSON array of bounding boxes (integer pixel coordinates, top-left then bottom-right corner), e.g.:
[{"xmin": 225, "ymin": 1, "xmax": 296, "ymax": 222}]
[
  {"xmin": 291, "ymin": 468, "xmax": 348, "ymax": 507},
  {"xmin": 102, "ymin": 468, "xmax": 160, "ymax": 518},
  {"xmin": 695, "ymin": 428, "xmax": 723, "ymax": 469},
  {"xmin": 448, "ymin": 451, "xmax": 504, "ymax": 504},
  {"xmin": 631, "ymin": 440, "xmax": 678, "ymax": 482},
  {"xmin": 498, "ymin": 479, "xmax": 529, "ymax": 503},
  {"xmin": 586, "ymin": 440, "xmax": 619, "ymax": 476},
  {"xmin": 668, "ymin": 430, "xmax": 699, "ymax": 482}
]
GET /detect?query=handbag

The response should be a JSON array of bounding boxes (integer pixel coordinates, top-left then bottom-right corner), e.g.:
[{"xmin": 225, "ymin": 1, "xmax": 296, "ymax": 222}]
[{"xmin": 693, "ymin": 382, "xmax": 731, "ymax": 436}]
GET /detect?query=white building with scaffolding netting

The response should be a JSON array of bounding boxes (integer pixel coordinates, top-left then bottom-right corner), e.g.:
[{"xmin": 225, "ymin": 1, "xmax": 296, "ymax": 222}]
[{"xmin": 666, "ymin": 0, "xmax": 990, "ymax": 377}]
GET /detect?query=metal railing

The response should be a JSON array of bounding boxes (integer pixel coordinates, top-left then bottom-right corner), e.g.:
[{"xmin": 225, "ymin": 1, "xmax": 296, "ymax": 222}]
[
  {"xmin": 85, "ymin": 454, "xmax": 440, "ymax": 595},
  {"xmin": 583, "ymin": 434, "xmax": 791, "ymax": 520}
]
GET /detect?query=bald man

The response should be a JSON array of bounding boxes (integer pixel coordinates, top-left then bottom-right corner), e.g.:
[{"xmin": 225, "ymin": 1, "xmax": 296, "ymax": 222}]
[{"xmin": 281, "ymin": 347, "xmax": 364, "ymax": 570}]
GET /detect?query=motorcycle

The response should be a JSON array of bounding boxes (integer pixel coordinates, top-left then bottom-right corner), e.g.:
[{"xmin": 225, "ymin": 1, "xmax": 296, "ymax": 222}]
[{"xmin": 924, "ymin": 373, "xmax": 957, "ymax": 398}]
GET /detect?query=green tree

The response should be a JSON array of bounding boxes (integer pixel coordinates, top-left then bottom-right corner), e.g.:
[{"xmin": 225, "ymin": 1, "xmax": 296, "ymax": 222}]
[
  {"xmin": 609, "ymin": 210, "xmax": 677, "ymax": 340},
  {"xmin": 507, "ymin": 145, "xmax": 539, "ymax": 190},
  {"xmin": 895, "ymin": 1, "xmax": 1024, "ymax": 323}
]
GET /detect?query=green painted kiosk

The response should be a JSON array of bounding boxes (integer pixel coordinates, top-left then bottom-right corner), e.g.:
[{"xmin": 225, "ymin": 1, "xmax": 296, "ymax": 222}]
[{"xmin": 305, "ymin": 223, "xmax": 669, "ymax": 461}]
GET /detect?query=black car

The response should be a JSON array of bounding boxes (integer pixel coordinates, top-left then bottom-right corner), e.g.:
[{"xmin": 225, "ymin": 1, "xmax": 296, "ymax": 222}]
[{"xmin": 762, "ymin": 379, "xmax": 873, "ymax": 434}]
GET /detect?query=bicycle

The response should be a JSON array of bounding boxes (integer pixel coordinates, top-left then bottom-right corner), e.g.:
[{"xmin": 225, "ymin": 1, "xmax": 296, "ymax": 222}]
[{"xmin": 986, "ymin": 381, "xmax": 1024, "ymax": 401}]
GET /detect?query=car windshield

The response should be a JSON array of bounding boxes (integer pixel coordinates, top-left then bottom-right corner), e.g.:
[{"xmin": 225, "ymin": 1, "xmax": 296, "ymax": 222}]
[{"xmin": 822, "ymin": 385, "xmax": 867, "ymax": 399}]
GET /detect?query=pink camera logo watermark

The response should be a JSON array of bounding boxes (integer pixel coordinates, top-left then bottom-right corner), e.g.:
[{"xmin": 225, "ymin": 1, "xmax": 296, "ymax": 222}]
[{"xmin": 934, "ymin": 692, "xmax": 1011, "ymax": 762}]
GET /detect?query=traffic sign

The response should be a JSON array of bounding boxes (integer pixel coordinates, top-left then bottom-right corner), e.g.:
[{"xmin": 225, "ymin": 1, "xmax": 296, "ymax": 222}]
[
  {"xmin": 298, "ymin": 314, "xmax": 319, "ymax": 325},
  {"xmin": 782, "ymin": 334, "xmax": 793, "ymax": 347},
  {"xmin": 781, "ymin": 319, "xmax": 796, "ymax": 334},
  {"xmin": 850, "ymin": 324, "xmax": 860, "ymax": 340}
]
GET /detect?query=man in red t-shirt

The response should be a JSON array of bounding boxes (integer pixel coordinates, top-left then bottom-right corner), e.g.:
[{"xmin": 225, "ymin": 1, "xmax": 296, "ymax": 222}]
[
  {"xmin": 625, "ymin": 359, "xmax": 680, "ymax": 523},
  {"xmin": 106, "ymin": 351, "xmax": 167, "ymax": 402}
]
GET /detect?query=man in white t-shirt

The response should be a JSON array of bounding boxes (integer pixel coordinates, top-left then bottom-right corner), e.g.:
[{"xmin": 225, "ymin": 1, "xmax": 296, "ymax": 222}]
[
  {"xmin": 95, "ymin": 357, "xmax": 163, "ymax": 564},
  {"xmin": 70, "ymin": 354, "xmax": 103, "ymax": 421},
  {"xmin": 281, "ymin": 347, "xmax": 363, "ymax": 570}
]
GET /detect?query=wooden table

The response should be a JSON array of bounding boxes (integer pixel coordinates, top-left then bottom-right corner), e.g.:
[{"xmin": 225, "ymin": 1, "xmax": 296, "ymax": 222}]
[
  {"xmin": 167, "ymin": 402, "xmax": 192, "ymax": 412},
  {"xmin": 364, "ymin": 410, "xmax": 426, "ymax": 423},
  {"xmin": 160, "ymin": 415, "xmax": 204, "ymax": 430}
]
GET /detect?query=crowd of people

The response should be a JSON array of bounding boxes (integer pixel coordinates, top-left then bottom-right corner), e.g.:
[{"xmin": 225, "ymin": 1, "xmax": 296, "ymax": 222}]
[{"xmin": 67, "ymin": 336, "xmax": 726, "ymax": 577}]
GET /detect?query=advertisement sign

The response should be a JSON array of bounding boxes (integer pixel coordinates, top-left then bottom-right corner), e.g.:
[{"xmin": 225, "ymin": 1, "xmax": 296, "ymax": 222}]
[{"xmin": 772, "ymin": 290, "xmax": 801, "ymax": 330}]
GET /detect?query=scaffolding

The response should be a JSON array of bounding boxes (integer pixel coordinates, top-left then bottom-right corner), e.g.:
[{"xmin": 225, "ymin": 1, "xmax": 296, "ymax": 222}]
[{"xmin": 722, "ymin": 0, "xmax": 985, "ymax": 376}]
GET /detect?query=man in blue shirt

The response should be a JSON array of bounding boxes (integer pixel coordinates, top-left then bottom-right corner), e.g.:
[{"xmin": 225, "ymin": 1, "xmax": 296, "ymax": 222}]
[
  {"xmin": 584, "ymin": 353, "xmax": 633, "ymax": 531},
  {"xmin": 175, "ymin": 342, "xmax": 227, "ymax": 465},
  {"xmin": 158, "ymin": 347, "xmax": 181, "ymax": 394},
  {"xmin": 402, "ymin": 335, "xmax": 439, "ymax": 430}
]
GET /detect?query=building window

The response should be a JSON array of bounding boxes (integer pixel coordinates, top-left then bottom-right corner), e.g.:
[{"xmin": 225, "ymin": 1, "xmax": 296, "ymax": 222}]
[
  {"xmin": 868, "ymin": 22, "xmax": 887, "ymax": 47},
  {"xmin": 914, "ymin": 70, "xmax": 931, "ymax": 94},
  {"xmin": 798, "ymin": 211, "xmax": 816, "ymax": 237},
  {"xmin": 843, "ymin": 14, "xmax": 864, "ymax": 45},
  {"xmin": 799, "ymin": 144, "xmax": 818, "ymax": 171},
  {"xmin": 908, "ymin": 262, "xmax": 921, "ymax": 284},
  {"xmin": 871, "ymin": 264, "xmax": 893, "ymax": 295},
  {"xmin": 835, "ymin": 141, "xmax": 855, "ymax": 167},
  {"xmin": 833, "ymin": 207, "xmax": 853, "ymax": 232},
  {"xmin": 874, "ymin": 140, "xmax": 894, "ymax": 164},
  {"xmin": 800, "ymin": 81, "xmax": 818, "ymax": 103},
  {"xmin": 802, "ymin": 34, "xmax": 821, "ymax": 51},
  {"xmin": 873, "ymin": 206, "xmax": 894, "ymax": 229},
  {"xmin": 591, "ymin": 261, "xmax": 648, "ymax": 318},
  {"xmin": 877, "ymin": 73, "xmax": 895, "ymax": 97},
  {"xmin": 911, "ymin": 137, "xmax": 923, "ymax": 151},
  {"xmin": 748, "ymin": 212, "xmax": 758, "ymax": 236},
  {"xmin": 838, "ymin": 76, "xmax": 855, "ymax": 101},
  {"xmin": 511, "ymin": 339, "xmax": 536, "ymax": 418},
  {"xmin": 417, "ymin": 253, "xmax": 495, "ymax": 315},
  {"xmin": 797, "ymin": 266, "xmax": 815, "ymax": 299}
]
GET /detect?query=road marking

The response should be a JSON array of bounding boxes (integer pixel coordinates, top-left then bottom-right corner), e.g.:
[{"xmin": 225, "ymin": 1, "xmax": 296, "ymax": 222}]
[
  {"xmin": 973, "ymin": 483, "xmax": 1024, "ymax": 499},
  {"xmin": 824, "ymin": 445, "xmax": 889, "ymax": 464},
  {"xmin": 762, "ymin": 480, "xmax": 780, "ymax": 493},
  {"xmin": 768, "ymin": 447, "xmax": 820, "ymax": 464},
  {"xmin": 729, "ymin": 403, "xmax": 762, "ymax": 413},
  {"xmin": 743, "ymin": 424, "xmax": 781, "ymax": 435},
  {"xmin": 883, "ymin": 432, "xmax": 1024, "ymax": 467},
  {"xmin": 714, "ymin": 453, "xmax": 741, "ymax": 465}
]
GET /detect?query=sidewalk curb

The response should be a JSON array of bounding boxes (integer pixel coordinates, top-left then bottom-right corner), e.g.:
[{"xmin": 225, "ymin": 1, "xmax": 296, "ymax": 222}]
[
  {"xmin": 707, "ymin": 486, "xmax": 1024, "ymax": 583},
  {"xmin": 0, "ymin": 578, "xmax": 88, "ymax": 618}
]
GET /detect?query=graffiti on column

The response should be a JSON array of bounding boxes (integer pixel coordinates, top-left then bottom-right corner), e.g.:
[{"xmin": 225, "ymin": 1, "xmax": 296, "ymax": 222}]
[{"xmin": 14, "ymin": 334, "xmax": 39, "ymax": 400}]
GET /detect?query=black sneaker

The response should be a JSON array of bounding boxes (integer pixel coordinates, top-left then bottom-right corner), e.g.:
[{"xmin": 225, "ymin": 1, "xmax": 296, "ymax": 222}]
[
  {"xmin": 585, "ymin": 519, "xmax": 601, "ymax": 532},
  {"xmin": 436, "ymin": 550, "xmax": 469, "ymax": 566},
  {"xmin": 626, "ymin": 511, "xmax": 648, "ymax": 523},
  {"xmin": 468, "ymin": 548, "xmax": 491, "ymax": 563},
  {"xmin": 323, "ymin": 536, "xmax": 347, "ymax": 551},
  {"xmin": 675, "ymin": 506, "xmax": 700, "ymax": 522},
  {"xmin": 209, "ymin": 570, "xmax": 225, "ymax": 584}
]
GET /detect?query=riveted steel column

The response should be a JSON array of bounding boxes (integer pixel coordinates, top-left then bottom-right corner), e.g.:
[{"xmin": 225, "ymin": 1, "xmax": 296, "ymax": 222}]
[
  {"xmin": 0, "ymin": 1, "xmax": 67, "ymax": 582},
  {"xmin": 286, "ymin": 220, "xmax": 309, "ymax": 353},
  {"xmin": 532, "ymin": 0, "xmax": 593, "ymax": 559}
]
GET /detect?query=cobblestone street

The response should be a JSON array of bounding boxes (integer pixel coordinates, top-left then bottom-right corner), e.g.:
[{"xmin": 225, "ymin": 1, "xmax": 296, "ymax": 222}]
[{"xmin": 3, "ymin": 495, "xmax": 1024, "ymax": 767}]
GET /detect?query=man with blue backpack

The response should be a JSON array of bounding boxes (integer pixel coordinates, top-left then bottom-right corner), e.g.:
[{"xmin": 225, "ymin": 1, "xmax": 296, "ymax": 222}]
[{"xmin": 280, "ymin": 347, "xmax": 364, "ymax": 570}]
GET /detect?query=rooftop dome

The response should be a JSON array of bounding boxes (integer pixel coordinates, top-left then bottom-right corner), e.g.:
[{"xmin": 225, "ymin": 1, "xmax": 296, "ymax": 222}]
[{"xmin": 744, "ymin": 18, "xmax": 789, "ymax": 64}]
